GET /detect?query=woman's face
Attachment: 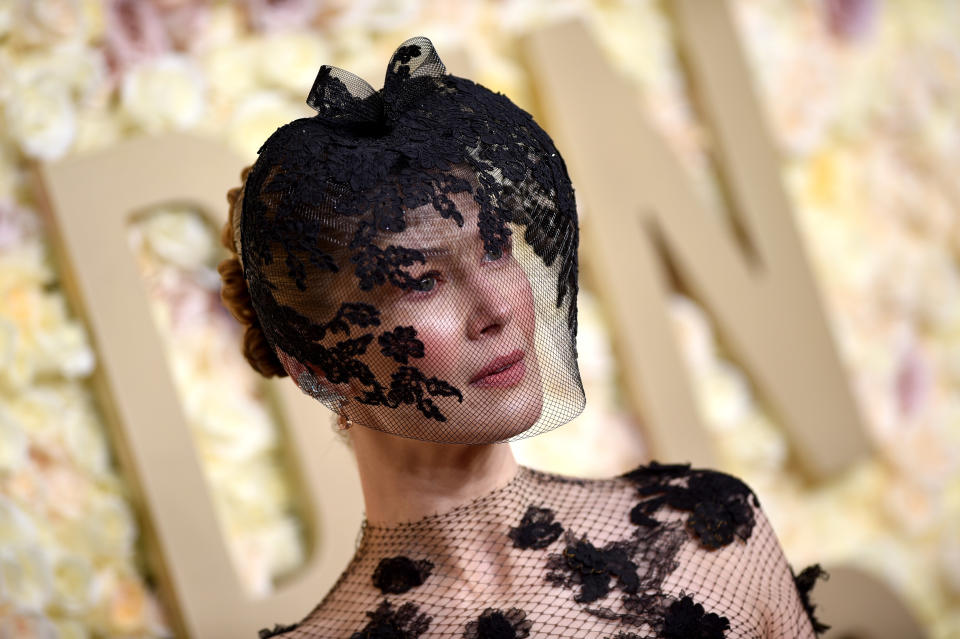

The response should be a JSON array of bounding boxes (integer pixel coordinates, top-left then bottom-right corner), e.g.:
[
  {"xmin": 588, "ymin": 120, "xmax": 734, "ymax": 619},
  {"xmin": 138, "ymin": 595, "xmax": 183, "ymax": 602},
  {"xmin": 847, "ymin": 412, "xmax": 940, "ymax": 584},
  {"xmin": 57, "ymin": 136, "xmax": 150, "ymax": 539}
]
[{"xmin": 315, "ymin": 192, "xmax": 543, "ymax": 443}]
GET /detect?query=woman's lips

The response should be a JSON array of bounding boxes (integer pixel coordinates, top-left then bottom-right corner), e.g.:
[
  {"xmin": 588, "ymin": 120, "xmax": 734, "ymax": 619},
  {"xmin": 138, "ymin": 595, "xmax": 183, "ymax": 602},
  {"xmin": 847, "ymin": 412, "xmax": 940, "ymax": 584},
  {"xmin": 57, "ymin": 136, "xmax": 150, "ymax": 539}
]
[{"xmin": 470, "ymin": 349, "xmax": 525, "ymax": 388}]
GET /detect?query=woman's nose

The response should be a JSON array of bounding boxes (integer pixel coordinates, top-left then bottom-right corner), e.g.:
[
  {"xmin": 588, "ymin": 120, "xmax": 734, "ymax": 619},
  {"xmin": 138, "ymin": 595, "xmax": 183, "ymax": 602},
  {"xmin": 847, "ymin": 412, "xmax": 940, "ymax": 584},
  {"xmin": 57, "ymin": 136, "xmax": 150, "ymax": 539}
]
[{"xmin": 465, "ymin": 273, "xmax": 513, "ymax": 340}]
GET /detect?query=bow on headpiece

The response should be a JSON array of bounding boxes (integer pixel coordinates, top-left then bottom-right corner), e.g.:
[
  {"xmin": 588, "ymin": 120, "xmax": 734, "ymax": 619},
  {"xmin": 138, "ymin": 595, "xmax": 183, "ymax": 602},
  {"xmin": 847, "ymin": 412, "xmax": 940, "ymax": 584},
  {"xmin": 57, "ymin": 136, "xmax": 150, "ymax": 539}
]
[{"xmin": 305, "ymin": 36, "xmax": 447, "ymax": 128}]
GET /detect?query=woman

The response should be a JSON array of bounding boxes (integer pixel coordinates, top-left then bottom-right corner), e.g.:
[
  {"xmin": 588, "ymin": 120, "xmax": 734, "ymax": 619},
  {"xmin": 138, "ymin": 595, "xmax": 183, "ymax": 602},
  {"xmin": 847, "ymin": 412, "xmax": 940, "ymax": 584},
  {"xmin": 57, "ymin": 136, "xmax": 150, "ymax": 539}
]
[{"xmin": 219, "ymin": 37, "xmax": 827, "ymax": 639}]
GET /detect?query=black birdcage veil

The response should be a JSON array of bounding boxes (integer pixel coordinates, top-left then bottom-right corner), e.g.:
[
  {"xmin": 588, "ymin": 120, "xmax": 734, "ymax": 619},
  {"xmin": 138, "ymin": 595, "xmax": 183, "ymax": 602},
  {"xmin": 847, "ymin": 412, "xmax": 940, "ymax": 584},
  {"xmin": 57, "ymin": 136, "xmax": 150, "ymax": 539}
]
[{"xmin": 237, "ymin": 36, "xmax": 584, "ymax": 444}]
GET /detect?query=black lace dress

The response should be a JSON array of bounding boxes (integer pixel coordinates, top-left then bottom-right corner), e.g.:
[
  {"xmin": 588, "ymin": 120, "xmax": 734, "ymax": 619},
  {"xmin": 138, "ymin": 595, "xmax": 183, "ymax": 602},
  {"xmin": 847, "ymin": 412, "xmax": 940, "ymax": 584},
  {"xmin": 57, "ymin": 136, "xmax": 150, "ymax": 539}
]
[{"xmin": 260, "ymin": 463, "xmax": 827, "ymax": 638}]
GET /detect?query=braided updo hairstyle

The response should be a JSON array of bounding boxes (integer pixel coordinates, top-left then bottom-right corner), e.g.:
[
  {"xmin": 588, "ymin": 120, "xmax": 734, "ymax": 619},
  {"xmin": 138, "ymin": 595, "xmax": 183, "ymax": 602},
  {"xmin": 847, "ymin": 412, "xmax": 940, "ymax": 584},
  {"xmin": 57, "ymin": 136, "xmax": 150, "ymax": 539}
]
[{"xmin": 217, "ymin": 166, "xmax": 287, "ymax": 379}]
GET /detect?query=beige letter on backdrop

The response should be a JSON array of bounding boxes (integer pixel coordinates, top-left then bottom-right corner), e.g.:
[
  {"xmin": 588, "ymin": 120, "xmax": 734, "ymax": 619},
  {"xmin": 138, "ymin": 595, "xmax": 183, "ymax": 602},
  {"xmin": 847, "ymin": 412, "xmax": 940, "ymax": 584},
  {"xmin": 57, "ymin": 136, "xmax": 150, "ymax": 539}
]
[
  {"xmin": 524, "ymin": 6, "xmax": 870, "ymax": 480},
  {"xmin": 36, "ymin": 134, "xmax": 363, "ymax": 639}
]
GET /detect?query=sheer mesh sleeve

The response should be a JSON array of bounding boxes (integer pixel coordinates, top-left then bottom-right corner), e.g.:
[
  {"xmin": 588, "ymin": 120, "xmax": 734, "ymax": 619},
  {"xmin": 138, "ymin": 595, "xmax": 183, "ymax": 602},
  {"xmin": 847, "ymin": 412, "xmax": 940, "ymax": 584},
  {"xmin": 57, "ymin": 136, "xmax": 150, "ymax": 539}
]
[{"xmin": 257, "ymin": 464, "xmax": 828, "ymax": 638}]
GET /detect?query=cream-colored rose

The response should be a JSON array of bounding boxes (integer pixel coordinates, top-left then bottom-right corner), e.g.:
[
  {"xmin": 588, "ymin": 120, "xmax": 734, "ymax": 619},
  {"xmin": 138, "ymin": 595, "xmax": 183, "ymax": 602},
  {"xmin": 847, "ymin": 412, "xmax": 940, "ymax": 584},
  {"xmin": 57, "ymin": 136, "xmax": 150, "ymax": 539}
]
[
  {"xmin": 98, "ymin": 568, "xmax": 151, "ymax": 634},
  {"xmin": 3, "ymin": 77, "xmax": 76, "ymax": 160},
  {"xmin": 669, "ymin": 294, "xmax": 716, "ymax": 376},
  {"xmin": 121, "ymin": 54, "xmax": 207, "ymax": 133},
  {"xmin": 8, "ymin": 0, "xmax": 85, "ymax": 48},
  {"xmin": 141, "ymin": 208, "xmax": 215, "ymax": 271},
  {"xmin": 0, "ymin": 611, "xmax": 58, "ymax": 639},
  {"xmin": 0, "ymin": 545, "xmax": 53, "ymax": 612},
  {"xmin": 0, "ymin": 404, "xmax": 28, "ymax": 473},
  {"xmin": 884, "ymin": 480, "xmax": 941, "ymax": 536},
  {"xmin": 51, "ymin": 618, "xmax": 89, "ymax": 639},
  {"xmin": 202, "ymin": 41, "xmax": 260, "ymax": 102},
  {"xmin": 227, "ymin": 90, "xmax": 311, "ymax": 159},
  {"xmin": 255, "ymin": 32, "xmax": 330, "ymax": 94},
  {"xmin": 72, "ymin": 105, "xmax": 122, "ymax": 154},
  {"xmin": 50, "ymin": 552, "xmax": 96, "ymax": 615},
  {"xmin": 261, "ymin": 515, "xmax": 306, "ymax": 578},
  {"xmin": 62, "ymin": 408, "xmax": 111, "ymax": 478},
  {"xmin": 695, "ymin": 360, "xmax": 753, "ymax": 432},
  {"xmin": 82, "ymin": 493, "xmax": 137, "ymax": 560},
  {"xmin": 0, "ymin": 496, "xmax": 38, "ymax": 547},
  {"xmin": 715, "ymin": 411, "xmax": 788, "ymax": 474}
]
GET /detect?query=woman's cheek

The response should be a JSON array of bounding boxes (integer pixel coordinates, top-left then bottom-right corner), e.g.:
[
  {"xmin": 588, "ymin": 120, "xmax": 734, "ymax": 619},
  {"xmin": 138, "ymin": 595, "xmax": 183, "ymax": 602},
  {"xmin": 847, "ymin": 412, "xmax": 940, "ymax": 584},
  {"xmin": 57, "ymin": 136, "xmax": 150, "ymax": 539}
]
[{"xmin": 410, "ymin": 312, "xmax": 463, "ymax": 379}]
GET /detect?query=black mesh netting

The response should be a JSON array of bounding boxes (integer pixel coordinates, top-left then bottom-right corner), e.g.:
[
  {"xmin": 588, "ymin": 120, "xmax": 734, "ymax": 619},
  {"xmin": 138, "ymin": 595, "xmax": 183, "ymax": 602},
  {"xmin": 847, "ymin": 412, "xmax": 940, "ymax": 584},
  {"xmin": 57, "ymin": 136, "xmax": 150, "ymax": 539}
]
[
  {"xmin": 236, "ymin": 36, "xmax": 583, "ymax": 444},
  {"xmin": 259, "ymin": 463, "xmax": 828, "ymax": 638}
]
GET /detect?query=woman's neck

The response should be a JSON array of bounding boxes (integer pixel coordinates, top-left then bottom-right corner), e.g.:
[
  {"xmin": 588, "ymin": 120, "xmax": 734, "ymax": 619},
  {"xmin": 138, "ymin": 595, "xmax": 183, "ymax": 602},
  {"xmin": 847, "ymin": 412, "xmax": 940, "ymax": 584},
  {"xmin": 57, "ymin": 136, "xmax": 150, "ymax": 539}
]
[{"xmin": 349, "ymin": 425, "xmax": 519, "ymax": 526}]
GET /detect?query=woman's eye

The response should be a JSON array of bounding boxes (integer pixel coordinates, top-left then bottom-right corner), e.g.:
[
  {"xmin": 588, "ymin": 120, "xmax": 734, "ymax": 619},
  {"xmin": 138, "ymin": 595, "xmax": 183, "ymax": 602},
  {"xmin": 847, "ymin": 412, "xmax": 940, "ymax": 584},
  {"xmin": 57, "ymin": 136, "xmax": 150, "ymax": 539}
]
[
  {"xmin": 413, "ymin": 274, "xmax": 438, "ymax": 293},
  {"xmin": 482, "ymin": 241, "xmax": 510, "ymax": 262}
]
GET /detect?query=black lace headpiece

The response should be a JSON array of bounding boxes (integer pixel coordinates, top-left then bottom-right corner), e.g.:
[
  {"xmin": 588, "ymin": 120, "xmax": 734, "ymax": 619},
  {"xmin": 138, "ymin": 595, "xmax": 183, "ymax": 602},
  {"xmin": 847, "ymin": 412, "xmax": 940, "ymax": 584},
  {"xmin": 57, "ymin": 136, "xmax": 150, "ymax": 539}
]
[{"xmin": 236, "ymin": 36, "xmax": 584, "ymax": 443}]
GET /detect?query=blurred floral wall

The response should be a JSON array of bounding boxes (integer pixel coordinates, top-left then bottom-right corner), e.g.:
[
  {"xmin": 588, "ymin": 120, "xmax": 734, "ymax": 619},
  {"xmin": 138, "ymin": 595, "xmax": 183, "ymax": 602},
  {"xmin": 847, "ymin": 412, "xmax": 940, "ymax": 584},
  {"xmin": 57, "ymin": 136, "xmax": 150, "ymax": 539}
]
[{"xmin": 0, "ymin": 0, "xmax": 958, "ymax": 637}]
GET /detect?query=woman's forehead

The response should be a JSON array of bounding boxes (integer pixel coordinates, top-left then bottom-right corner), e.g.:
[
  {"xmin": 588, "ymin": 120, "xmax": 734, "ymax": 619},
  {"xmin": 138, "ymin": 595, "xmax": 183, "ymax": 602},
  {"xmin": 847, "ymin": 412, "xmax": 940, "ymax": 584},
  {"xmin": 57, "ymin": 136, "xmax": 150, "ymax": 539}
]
[{"xmin": 388, "ymin": 192, "xmax": 480, "ymax": 253}]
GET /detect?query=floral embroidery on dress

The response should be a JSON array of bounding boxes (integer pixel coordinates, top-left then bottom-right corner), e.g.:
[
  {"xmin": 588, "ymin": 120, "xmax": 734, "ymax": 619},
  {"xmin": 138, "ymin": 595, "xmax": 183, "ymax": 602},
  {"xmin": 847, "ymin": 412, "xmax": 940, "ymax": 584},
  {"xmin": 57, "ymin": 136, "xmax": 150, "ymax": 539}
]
[
  {"xmin": 258, "ymin": 622, "xmax": 298, "ymax": 638},
  {"xmin": 546, "ymin": 535, "xmax": 641, "ymax": 604},
  {"xmin": 372, "ymin": 556, "xmax": 434, "ymax": 594},
  {"xmin": 350, "ymin": 600, "xmax": 432, "ymax": 639},
  {"xmin": 661, "ymin": 595, "xmax": 730, "ymax": 639},
  {"xmin": 462, "ymin": 607, "xmax": 532, "ymax": 639},
  {"xmin": 508, "ymin": 505, "xmax": 564, "ymax": 550},
  {"xmin": 792, "ymin": 564, "xmax": 831, "ymax": 635},
  {"xmin": 623, "ymin": 462, "xmax": 759, "ymax": 550}
]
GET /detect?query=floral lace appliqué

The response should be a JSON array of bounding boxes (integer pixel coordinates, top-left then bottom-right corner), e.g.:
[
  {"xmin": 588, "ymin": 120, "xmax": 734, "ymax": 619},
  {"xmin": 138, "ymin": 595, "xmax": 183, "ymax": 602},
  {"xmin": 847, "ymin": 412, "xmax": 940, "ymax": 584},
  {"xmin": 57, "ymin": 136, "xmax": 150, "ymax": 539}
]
[
  {"xmin": 662, "ymin": 595, "xmax": 730, "ymax": 639},
  {"xmin": 350, "ymin": 600, "xmax": 432, "ymax": 639},
  {"xmin": 508, "ymin": 505, "xmax": 564, "ymax": 550},
  {"xmin": 258, "ymin": 622, "xmax": 298, "ymax": 638},
  {"xmin": 546, "ymin": 535, "xmax": 640, "ymax": 604},
  {"xmin": 623, "ymin": 462, "xmax": 759, "ymax": 550},
  {"xmin": 372, "ymin": 556, "xmax": 434, "ymax": 594},
  {"xmin": 462, "ymin": 607, "xmax": 532, "ymax": 639}
]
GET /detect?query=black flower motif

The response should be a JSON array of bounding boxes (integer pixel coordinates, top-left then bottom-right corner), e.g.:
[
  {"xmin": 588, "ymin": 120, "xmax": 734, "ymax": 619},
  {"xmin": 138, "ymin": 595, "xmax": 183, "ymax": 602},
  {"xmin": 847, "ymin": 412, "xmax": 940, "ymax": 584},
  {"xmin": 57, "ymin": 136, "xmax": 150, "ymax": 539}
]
[
  {"xmin": 372, "ymin": 556, "xmax": 434, "ymax": 594},
  {"xmin": 350, "ymin": 600, "xmax": 431, "ymax": 639},
  {"xmin": 463, "ymin": 608, "xmax": 532, "ymax": 639},
  {"xmin": 508, "ymin": 506, "xmax": 564, "ymax": 550},
  {"xmin": 624, "ymin": 463, "xmax": 759, "ymax": 550},
  {"xmin": 662, "ymin": 595, "xmax": 729, "ymax": 639},
  {"xmin": 378, "ymin": 326, "xmax": 425, "ymax": 364},
  {"xmin": 793, "ymin": 564, "xmax": 831, "ymax": 635},
  {"xmin": 258, "ymin": 622, "xmax": 298, "ymax": 638},
  {"xmin": 546, "ymin": 536, "xmax": 640, "ymax": 604}
]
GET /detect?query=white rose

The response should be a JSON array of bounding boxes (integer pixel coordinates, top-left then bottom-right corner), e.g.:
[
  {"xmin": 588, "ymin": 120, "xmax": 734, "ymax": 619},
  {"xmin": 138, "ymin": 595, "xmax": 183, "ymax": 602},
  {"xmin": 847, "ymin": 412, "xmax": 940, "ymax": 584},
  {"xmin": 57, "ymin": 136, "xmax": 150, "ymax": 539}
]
[
  {"xmin": 97, "ymin": 568, "xmax": 151, "ymax": 634},
  {"xmin": 883, "ymin": 480, "xmax": 940, "ymax": 536},
  {"xmin": 62, "ymin": 409, "xmax": 110, "ymax": 477},
  {"xmin": 8, "ymin": 0, "xmax": 85, "ymax": 48},
  {"xmin": 35, "ymin": 319, "xmax": 95, "ymax": 380},
  {"xmin": 50, "ymin": 552, "xmax": 96, "ymax": 615},
  {"xmin": 3, "ymin": 77, "xmax": 76, "ymax": 160},
  {"xmin": 121, "ymin": 54, "xmax": 206, "ymax": 133},
  {"xmin": 669, "ymin": 294, "xmax": 716, "ymax": 376},
  {"xmin": 141, "ymin": 208, "xmax": 215, "ymax": 270},
  {"xmin": 0, "ymin": 545, "xmax": 53, "ymax": 612},
  {"xmin": 193, "ymin": 394, "xmax": 277, "ymax": 462},
  {"xmin": 0, "ymin": 496, "xmax": 37, "ymax": 546},
  {"xmin": 72, "ymin": 105, "xmax": 122, "ymax": 154},
  {"xmin": 202, "ymin": 41, "xmax": 259, "ymax": 102},
  {"xmin": 255, "ymin": 32, "xmax": 330, "ymax": 94},
  {"xmin": 228, "ymin": 90, "xmax": 310, "ymax": 159},
  {"xmin": 0, "ymin": 404, "xmax": 28, "ymax": 472},
  {"xmin": 715, "ymin": 411, "xmax": 788, "ymax": 474},
  {"xmin": 695, "ymin": 360, "xmax": 753, "ymax": 432},
  {"xmin": 51, "ymin": 619, "xmax": 89, "ymax": 639},
  {"xmin": 82, "ymin": 494, "xmax": 137, "ymax": 560},
  {"xmin": 0, "ymin": 1, "xmax": 12, "ymax": 38},
  {"xmin": 0, "ymin": 611, "xmax": 58, "ymax": 639},
  {"xmin": 261, "ymin": 515, "xmax": 305, "ymax": 578}
]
